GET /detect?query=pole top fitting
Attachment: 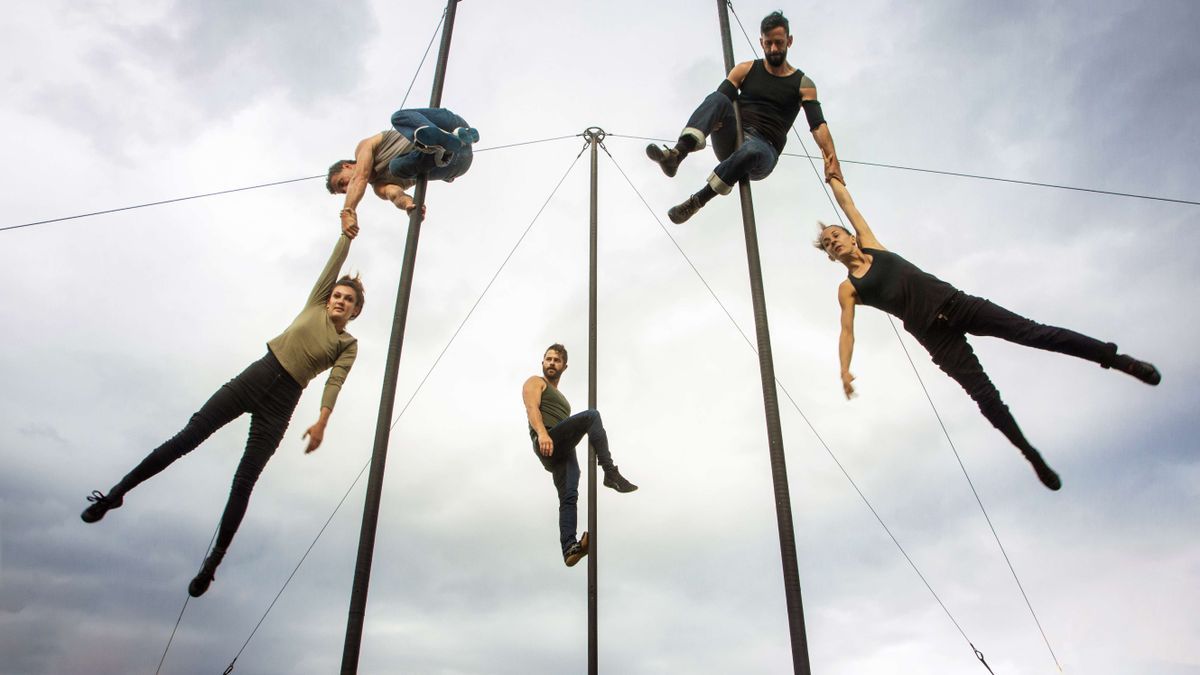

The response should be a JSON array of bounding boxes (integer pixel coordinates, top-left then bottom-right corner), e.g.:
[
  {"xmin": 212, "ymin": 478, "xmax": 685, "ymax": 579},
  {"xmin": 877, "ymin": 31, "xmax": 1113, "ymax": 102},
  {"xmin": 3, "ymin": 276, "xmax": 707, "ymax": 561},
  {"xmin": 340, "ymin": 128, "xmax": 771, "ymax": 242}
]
[{"xmin": 582, "ymin": 127, "xmax": 607, "ymax": 143}]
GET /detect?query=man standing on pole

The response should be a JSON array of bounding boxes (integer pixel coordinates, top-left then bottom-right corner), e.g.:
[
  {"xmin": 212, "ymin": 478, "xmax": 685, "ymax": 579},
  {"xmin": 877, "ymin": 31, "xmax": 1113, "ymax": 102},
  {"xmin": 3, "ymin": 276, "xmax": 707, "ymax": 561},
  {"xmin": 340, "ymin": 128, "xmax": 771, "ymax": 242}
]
[
  {"xmin": 647, "ymin": 10, "xmax": 843, "ymax": 224},
  {"xmin": 521, "ymin": 344, "xmax": 638, "ymax": 566}
]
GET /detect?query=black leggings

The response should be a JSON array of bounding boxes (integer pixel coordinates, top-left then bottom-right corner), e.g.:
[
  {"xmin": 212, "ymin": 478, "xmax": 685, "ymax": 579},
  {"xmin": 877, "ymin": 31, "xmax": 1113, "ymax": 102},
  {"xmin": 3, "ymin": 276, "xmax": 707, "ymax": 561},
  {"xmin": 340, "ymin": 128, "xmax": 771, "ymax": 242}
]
[
  {"xmin": 112, "ymin": 351, "xmax": 302, "ymax": 554},
  {"xmin": 913, "ymin": 292, "xmax": 1116, "ymax": 456}
]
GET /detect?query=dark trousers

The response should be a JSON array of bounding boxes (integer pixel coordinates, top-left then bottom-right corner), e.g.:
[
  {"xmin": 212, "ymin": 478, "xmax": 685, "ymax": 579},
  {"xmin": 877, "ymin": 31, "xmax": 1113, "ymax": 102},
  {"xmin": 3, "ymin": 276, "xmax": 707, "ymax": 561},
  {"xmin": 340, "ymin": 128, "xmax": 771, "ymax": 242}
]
[
  {"xmin": 682, "ymin": 91, "xmax": 780, "ymax": 189},
  {"xmin": 532, "ymin": 409, "xmax": 615, "ymax": 552},
  {"xmin": 111, "ymin": 351, "xmax": 303, "ymax": 555},
  {"xmin": 914, "ymin": 292, "xmax": 1116, "ymax": 455}
]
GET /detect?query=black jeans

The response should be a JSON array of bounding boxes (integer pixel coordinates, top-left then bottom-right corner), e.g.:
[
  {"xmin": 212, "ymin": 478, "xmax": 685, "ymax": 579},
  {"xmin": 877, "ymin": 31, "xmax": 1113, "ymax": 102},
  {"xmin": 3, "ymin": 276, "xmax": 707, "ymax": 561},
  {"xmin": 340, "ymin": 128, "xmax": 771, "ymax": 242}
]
[
  {"xmin": 532, "ymin": 409, "xmax": 615, "ymax": 552},
  {"xmin": 914, "ymin": 292, "xmax": 1116, "ymax": 454},
  {"xmin": 112, "ymin": 350, "xmax": 303, "ymax": 554}
]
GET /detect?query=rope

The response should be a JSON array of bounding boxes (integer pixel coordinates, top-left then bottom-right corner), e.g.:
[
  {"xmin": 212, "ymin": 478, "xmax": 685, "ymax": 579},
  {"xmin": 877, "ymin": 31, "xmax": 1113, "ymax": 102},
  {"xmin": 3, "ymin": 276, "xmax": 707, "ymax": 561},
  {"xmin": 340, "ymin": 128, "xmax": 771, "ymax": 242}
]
[
  {"xmin": 0, "ymin": 135, "xmax": 578, "ymax": 234},
  {"xmin": 598, "ymin": 143, "xmax": 978, "ymax": 648},
  {"xmin": 155, "ymin": 522, "xmax": 220, "ymax": 674},
  {"xmin": 886, "ymin": 319, "xmax": 1063, "ymax": 671},
  {"xmin": 398, "ymin": 7, "xmax": 448, "ymax": 110},
  {"xmin": 220, "ymin": 142, "xmax": 587, "ymax": 669},
  {"xmin": 728, "ymin": 2, "xmax": 1062, "ymax": 668}
]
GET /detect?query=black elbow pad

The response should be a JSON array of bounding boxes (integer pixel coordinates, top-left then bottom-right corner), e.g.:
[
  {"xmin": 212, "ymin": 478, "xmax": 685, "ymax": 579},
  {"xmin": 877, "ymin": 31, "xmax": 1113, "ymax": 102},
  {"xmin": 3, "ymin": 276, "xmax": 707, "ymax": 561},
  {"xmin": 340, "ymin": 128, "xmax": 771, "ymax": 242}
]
[
  {"xmin": 717, "ymin": 79, "xmax": 738, "ymax": 102},
  {"xmin": 802, "ymin": 99, "xmax": 826, "ymax": 131}
]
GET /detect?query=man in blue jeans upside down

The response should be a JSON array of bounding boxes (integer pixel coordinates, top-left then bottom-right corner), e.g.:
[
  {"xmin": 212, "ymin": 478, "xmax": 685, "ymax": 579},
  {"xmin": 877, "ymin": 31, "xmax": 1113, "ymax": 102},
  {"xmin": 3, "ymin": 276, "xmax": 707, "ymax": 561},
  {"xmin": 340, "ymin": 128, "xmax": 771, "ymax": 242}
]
[
  {"xmin": 521, "ymin": 344, "xmax": 637, "ymax": 567},
  {"xmin": 646, "ymin": 11, "xmax": 843, "ymax": 223},
  {"xmin": 326, "ymin": 107, "xmax": 478, "ymax": 229}
]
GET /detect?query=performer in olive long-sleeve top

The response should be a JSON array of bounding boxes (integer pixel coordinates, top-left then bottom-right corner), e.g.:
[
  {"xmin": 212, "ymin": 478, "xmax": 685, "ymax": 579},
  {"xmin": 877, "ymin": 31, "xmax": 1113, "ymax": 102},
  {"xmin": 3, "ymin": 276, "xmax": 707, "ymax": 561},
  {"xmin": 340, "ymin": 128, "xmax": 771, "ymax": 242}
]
[
  {"xmin": 815, "ymin": 177, "xmax": 1160, "ymax": 491},
  {"xmin": 81, "ymin": 221, "xmax": 365, "ymax": 597}
]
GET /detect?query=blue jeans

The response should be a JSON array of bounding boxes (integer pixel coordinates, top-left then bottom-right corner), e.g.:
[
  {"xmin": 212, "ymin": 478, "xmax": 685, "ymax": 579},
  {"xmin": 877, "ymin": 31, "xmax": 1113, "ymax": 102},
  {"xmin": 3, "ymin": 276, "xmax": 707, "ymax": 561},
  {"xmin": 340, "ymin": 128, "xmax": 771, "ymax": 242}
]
[
  {"xmin": 532, "ymin": 409, "xmax": 615, "ymax": 552},
  {"xmin": 388, "ymin": 107, "xmax": 474, "ymax": 182},
  {"xmin": 681, "ymin": 92, "xmax": 780, "ymax": 193}
]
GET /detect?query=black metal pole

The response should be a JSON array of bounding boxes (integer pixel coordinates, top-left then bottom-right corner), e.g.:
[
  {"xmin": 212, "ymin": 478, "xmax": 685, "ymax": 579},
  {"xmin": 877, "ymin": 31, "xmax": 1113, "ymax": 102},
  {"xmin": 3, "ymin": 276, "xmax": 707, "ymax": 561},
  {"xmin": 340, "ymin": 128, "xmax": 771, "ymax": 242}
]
[
  {"xmin": 583, "ymin": 126, "xmax": 604, "ymax": 675},
  {"xmin": 340, "ymin": 2, "xmax": 460, "ymax": 672},
  {"xmin": 715, "ymin": 2, "xmax": 811, "ymax": 673}
]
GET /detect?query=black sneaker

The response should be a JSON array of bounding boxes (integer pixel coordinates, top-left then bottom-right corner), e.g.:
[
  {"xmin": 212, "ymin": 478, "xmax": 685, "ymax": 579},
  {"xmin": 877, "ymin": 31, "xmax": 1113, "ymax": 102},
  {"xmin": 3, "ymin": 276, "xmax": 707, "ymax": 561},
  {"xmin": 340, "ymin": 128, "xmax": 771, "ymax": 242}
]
[
  {"xmin": 668, "ymin": 195, "xmax": 703, "ymax": 224},
  {"xmin": 564, "ymin": 532, "xmax": 589, "ymax": 567},
  {"xmin": 81, "ymin": 490, "xmax": 123, "ymax": 523},
  {"xmin": 188, "ymin": 551, "xmax": 224, "ymax": 597},
  {"xmin": 646, "ymin": 144, "xmax": 682, "ymax": 177},
  {"xmin": 603, "ymin": 466, "xmax": 638, "ymax": 493},
  {"xmin": 1028, "ymin": 457, "xmax": 1062, "ymax": 491},
  {"xmin": 1111, "ymin": 354, "xmax": 1161, "ymax": 386}
]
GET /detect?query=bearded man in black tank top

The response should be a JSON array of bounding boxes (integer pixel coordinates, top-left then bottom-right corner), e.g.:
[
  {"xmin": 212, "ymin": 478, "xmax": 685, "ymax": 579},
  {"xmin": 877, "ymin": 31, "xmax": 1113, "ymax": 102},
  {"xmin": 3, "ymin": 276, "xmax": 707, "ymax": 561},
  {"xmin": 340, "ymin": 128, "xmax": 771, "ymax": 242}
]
[
  {"xmin": 646, "ymin": 11, "xmax": 842, "ymax": 224},
  {"xmin": 814, "ymin": 178, "xmax": 1160, "ymax": 490}
]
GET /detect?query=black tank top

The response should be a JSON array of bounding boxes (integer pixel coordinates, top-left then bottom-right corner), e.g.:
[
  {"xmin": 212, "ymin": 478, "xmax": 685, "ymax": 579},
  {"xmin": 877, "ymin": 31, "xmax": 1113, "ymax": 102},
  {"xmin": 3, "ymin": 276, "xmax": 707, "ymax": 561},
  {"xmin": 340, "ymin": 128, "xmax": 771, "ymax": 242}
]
[
  {"xmin": 848, "ymin": 248, "xmax": 959, "ymax": 334},
  {"xmin": 739, "ymin": 60, "xmax": 804, "ymax": 154}
]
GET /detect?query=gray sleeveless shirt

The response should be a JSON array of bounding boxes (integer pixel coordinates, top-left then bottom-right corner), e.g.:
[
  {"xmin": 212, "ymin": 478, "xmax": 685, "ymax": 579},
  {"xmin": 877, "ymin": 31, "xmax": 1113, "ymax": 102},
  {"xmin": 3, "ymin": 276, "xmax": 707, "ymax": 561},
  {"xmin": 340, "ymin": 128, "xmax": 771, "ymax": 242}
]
[{"xmin": 369, "ymin": 130, "xmax": 416, "ymax": 189}]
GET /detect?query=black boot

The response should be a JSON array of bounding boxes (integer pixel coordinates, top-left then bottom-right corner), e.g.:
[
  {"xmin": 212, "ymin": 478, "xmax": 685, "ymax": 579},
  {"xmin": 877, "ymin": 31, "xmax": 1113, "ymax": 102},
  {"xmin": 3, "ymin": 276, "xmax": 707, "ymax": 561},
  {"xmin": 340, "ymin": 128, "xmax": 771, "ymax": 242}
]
[
  {"xmin": 80, "ymin": 490, "xmax": 124, "ymax": 523},
  {"xmin": 646, "ymin": 144, "xmax": 684, "ymax": 177},
  {"xmin": 1021, "ymin": 449, "xmax": 1062, "ymax": 491},
  {"xmin": 188, "ymin": 548, "xmax": 226, "ymax": 597},
  {"xmin": 1109, "ymin": 354, "xmax": 1161, "ymax": 385},
  {"xmin": 603, "ymin": 466, "xmax": 638, "ymax": 493}
]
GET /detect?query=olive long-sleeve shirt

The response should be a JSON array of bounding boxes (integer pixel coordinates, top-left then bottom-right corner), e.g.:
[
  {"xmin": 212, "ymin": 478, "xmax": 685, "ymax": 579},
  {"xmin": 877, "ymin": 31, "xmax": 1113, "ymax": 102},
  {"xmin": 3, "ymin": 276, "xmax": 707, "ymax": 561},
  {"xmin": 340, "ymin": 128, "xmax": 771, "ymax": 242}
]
[{"xmin": 266, "ymin": 234, "xmax": 358, "ymax": 410}]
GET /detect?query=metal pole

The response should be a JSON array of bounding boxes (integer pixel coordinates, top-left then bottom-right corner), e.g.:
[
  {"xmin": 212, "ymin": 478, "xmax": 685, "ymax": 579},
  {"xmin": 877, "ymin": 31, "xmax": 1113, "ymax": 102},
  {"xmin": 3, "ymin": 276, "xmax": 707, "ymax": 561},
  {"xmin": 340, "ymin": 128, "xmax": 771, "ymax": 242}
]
[
  {"xmin": 583, "ymin": 126, "xmax": 605, "ymax": 675},
  {"xmin": 340, "ymin": 1, "xmax": 460, "ymax": 672},
  {"xmin": 715, "ymin": 2, "xmax": 811, "ymax": 673}
]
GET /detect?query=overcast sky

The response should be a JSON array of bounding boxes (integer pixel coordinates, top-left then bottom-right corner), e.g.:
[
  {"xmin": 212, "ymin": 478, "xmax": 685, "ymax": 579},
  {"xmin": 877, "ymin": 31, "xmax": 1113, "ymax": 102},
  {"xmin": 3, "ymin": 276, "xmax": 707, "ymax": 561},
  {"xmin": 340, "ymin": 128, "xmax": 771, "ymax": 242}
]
[{"xmin": 2, "ymin": 1, "xmax": 1198, "ymax": 673}]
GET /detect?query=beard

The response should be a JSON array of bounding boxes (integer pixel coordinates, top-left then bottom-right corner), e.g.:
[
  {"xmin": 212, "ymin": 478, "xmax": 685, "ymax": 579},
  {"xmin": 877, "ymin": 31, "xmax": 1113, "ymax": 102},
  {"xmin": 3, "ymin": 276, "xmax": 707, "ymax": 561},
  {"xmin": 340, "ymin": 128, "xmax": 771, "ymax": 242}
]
[
  {"xmin": 542, "ymin": 366, "xmax": 560, "ymax": 382},
  {"xmin": 765, "ymin": 50, "xmax": 787, "ymax": 67}
]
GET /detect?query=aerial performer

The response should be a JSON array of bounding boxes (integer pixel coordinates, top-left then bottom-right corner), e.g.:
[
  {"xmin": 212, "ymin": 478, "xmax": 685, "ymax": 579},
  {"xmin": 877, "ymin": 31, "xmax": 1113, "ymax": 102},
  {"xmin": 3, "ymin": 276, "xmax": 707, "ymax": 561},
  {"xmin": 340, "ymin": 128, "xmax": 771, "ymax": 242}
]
[
  {"xmin": 521, "ymin": 344, "xmax": 638, "ymax": 566},
  {"xmin": 326, "ymin": 107, "xmax": 479, "ymax": 228},
  {"xmin": 646, "ymin": 10, "xmax": 842, "ymax": 224},
  {"xmin": 815, "ymin": 177, "xmax": 1161, "ymax": 490},
  {"xmin": 81, "ymin": 220, "xmax": 366, "ymax": 597}
]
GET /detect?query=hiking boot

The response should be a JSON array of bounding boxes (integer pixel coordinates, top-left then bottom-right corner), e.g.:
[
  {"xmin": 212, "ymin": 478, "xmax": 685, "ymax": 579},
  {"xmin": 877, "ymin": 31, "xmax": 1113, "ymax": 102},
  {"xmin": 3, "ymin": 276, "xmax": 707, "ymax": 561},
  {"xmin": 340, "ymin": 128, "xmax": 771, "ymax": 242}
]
[
  {"xmin": 646, "ymin": 144, "xmax": 682, "ymax": 177},
  {"xmin": 81, "ymin": 490, "xmax": 123, "ymax": 523},
  {"xmin": 564, "ymin": 532, "xmax": 590, "ymax": 567},
  {"xmin": 1110, "ymin": 354, "xmax": 1161, "ymax": 385},
  {"xmin": 668, "ymin": 195, "xmax": 703, "ymax": 224},
  {"xmin": 603, "ymin": 466, "xmax": 638, "ymax": 493},
  {"xmin": 452, "ymin": 126, "xmax": 480, "ymax": 145},
  {"xmin": 188, "ymin": 550, "xmax": 225, "ymax": 597}
]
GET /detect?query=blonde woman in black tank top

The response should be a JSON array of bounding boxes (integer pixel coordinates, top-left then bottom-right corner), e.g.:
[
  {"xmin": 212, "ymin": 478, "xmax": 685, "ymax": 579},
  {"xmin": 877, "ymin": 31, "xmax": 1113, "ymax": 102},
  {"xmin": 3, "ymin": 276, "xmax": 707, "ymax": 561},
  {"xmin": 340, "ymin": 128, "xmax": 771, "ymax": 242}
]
[{"xmin": 814, "ymin": 178, "xmax": 1160, "ymax": 490}]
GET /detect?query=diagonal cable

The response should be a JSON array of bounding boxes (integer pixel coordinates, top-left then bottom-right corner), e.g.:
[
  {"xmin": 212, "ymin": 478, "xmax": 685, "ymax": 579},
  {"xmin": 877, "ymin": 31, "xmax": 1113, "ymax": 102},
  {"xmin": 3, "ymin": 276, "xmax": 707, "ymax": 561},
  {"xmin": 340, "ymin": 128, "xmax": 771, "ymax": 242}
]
[
  {"xmin": 156, "ymin": 522, "xmax": 220, "ymax": 674},
  {"xmin": 598, "ymin": 142, "xmax": 977, "ymax": 648},
  {"xmin": 398, "ymin": 7, "xmax": 448, "ymax": 109},
  {"xmin": 219, "ymin": 141, "xmax": 587, "ymax": 669}
]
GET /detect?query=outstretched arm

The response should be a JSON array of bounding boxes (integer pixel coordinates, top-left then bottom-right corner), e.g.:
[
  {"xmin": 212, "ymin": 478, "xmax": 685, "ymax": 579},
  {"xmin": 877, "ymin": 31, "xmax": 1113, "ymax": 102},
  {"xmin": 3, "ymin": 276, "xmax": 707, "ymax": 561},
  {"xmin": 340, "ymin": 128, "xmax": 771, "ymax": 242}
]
[
  {"xmin": 829, "ymin": 178, "xmax": 884, "ymax": 251},
  {"xmin": 837, "ymin": 281, "xmax": 858, "ymax": 399},
  {"xmin": 522, "ymin": 376, "xmax": 553, "ymax": 457},
  {"xmin": 340, "ymin": 135, "xmax": 381, "ymax": 229},
  {"xmin": 800, "ymin": 79, "xmax": 843, "ymax": 184},
  {"xmin": 305, "ymin": 229, "xmax": 354, "ymax": 308}
]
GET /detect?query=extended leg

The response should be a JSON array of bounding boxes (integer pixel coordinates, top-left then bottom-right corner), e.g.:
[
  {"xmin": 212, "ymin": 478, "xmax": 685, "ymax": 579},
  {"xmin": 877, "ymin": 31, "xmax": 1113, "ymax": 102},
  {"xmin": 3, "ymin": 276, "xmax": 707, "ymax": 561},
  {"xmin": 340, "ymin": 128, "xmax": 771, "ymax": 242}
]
[
  {"xmin": 82, "ymin": 371, "xmax": 252, "ymax": 523},
  {"xmin": 950, "ymin": 293, "xmax": 1161, "ymax": 385},
  {"xmin": 189, "ymin": 378, "xmax": 300, "ymax": 597},
  {"xmin": 919, "ymin": 328, "xmax": 1062, "ymax": 490},
  {"xmin": 548, "ymin": 410, "xmax": 637, "ymax": 492}
]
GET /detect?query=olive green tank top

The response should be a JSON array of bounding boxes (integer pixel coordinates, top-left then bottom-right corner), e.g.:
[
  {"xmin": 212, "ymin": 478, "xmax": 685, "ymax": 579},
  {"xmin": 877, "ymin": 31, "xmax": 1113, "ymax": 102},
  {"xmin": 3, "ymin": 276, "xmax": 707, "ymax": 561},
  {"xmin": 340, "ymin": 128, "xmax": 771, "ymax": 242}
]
[{"xmin": 530, "ymin": 381, "xmax": 571, "ymax": 439}]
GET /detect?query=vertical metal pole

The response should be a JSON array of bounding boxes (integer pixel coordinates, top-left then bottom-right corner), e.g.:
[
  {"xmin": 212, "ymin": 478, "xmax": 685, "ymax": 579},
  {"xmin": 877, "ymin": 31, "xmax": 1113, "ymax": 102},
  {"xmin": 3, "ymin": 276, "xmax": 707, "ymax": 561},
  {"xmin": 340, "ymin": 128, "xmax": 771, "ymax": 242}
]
[
  {"xmin": 340, "ymin": 2, "xmax": 459, "ymax": 672},
  {"xmin": 583, "ymin": 126, "xmax": 604, "ymax": 675},
  {"xmin": 715, "ymin": 2, "xmax": 811, "ymax": 673}
]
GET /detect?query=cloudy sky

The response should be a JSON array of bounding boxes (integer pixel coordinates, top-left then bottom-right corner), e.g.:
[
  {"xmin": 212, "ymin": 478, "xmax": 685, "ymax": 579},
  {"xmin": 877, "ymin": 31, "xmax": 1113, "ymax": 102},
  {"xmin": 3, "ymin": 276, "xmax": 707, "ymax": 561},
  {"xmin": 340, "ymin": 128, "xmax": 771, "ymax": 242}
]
[{"xmin": 2, "ymin": 1, "xmax": 1198, "ymax": 673}]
